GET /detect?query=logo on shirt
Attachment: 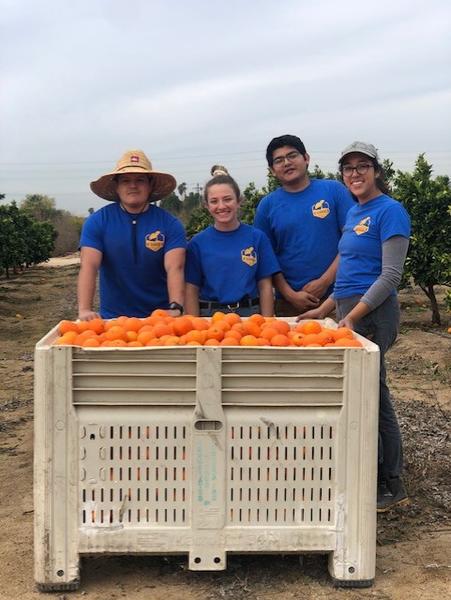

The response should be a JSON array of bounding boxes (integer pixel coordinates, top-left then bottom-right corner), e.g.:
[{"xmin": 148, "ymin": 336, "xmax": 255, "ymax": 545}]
[
  {"xmin": 353, "ymin": 217, "xmax": 371, "ymax": 235},
  {"xmin": 241, "ymin": 246, "xmax": 257, "ymax": 267},
  {"xmin": 145, "ymin": 230, "xmax": 165, "ymax": 251},
  {"xmin": 311, "ymin": 199, "xmax": 330, "ymax": 219}
]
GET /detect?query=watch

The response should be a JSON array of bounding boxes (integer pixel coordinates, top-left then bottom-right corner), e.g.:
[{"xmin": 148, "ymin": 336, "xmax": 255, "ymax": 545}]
[{"xmin": 168, "ymin": 301, "xmax": 184, "ymax": 315}]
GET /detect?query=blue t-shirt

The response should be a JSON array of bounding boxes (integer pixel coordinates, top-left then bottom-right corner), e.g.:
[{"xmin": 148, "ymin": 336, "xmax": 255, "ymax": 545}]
[
  {"xmin": 185, "ymin": 223, "xmax": 280, "ymax": 303},
  {"xmin": 253, "ymin": 179, "xmax": 354, "ymax": 295},
  {"xmin": 80, "ymin": 203, "xmax": 186, "ymax": 318},
  {"xmin": 334, "ymin": 194, "xmax": 411, "ymax": 299}
]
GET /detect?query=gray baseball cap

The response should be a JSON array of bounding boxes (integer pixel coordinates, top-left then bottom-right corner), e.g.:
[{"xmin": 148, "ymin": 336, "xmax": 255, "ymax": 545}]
[{"xmin": 340, "ymin": 141, "xmax": 379, "ymax": 162}]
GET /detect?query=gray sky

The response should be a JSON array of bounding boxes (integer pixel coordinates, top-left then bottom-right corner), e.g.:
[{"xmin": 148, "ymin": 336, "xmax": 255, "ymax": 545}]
[{"xmin": 1, "ymin": 0, "xmax": 450, "ymax": 215}]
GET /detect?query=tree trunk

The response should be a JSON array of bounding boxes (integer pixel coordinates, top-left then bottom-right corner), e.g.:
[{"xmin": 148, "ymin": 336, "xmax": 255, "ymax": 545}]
[{"xmin": 419, "ymin": 283, "xmax": 441, "ymax": 325}]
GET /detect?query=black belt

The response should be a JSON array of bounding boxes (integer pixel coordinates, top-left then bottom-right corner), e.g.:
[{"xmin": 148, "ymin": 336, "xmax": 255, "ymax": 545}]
[{"xmin": 199, "ymin": 298, "xmax": 260, "ymax": 311}]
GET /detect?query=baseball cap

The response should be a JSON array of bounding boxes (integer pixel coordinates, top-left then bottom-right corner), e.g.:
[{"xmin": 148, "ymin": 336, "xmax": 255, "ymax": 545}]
[{"xmin": 340, "ymin": 141, "xmax": 379, "ymax": 162}]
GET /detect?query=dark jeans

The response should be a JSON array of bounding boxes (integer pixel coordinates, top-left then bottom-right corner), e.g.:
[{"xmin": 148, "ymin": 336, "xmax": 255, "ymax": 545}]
[{"xmin": 336, "ymin": 294, "xmax": 403, "ymax": 480}]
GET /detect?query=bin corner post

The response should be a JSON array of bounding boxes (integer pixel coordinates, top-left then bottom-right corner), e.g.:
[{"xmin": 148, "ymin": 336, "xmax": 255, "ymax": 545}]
[
  {"xmin": 329, "ymin": 348, "xmax": 379, "ymax": 587},
  {"xmin": 34, "ymin": 346, "xmax": 80, "ymax": 591},
  {"xmin": 189, "ymin": 347, "xmax": 227, "ymax": 571}
]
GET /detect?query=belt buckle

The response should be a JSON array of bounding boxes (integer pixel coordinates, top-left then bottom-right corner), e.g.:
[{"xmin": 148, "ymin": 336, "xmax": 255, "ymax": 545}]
[{"xmin": 227, "ymin": 302, "xmax": 240, "ymax": 312}]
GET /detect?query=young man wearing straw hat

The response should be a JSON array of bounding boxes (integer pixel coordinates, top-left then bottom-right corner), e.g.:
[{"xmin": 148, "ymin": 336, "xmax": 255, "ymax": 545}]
[{"xmin": 78, "ymin": 149, "xmax": 186, "ymax": 319}]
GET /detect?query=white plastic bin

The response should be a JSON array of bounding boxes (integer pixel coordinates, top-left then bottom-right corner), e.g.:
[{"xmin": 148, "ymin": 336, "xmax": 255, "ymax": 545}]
[{"xmin": 34, "ymin": 319, "xmax": 379, "ymax": 590}]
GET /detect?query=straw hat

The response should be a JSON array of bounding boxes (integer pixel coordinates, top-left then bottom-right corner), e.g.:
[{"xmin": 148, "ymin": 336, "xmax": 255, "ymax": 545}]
[{"xmin": 90, "ymin": 149, "xmax": 176, "ymax": 202}]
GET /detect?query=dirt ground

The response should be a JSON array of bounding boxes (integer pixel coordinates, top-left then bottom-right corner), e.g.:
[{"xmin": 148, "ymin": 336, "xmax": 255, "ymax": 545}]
[{"xmin": 0, "ymin": 259, "xmax": 450, "ymax": 600}]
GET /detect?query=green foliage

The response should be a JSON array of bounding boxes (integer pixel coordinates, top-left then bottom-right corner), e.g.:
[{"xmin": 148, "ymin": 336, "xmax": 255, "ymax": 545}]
[
  {"xmin": 20, "ymin": 194, "xmax": 57, "ymax": 221},
  {"xmin": 185, "ymin": 205, "xmax": 213, "ymax": 238},
  {"xmin": 393, "ymin": 154, "xmax": 451, "ymax": 324},
  {"xmin": 311, "ymin": 164, "xmax": 339, "ymax": 180},
  {"xmin": 0, "ymin": 202, "xmax": 56, "ymax": 277},
  {"xmin": 20, "ymin": 193, "xmax": 82, "ymax": 256},
  {"xmin": 160, "ymin": 192, "xmax": 183, "ymax": 216}
]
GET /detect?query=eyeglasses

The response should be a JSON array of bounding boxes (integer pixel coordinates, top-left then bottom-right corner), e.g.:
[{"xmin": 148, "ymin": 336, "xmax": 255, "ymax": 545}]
[
  {"xmin": 341, "ymin": 163, "xmax": 373, "ymax": 177},
  {"xmin": 272, "ymin": 151, "xmax": 301, "ymax": 167}
]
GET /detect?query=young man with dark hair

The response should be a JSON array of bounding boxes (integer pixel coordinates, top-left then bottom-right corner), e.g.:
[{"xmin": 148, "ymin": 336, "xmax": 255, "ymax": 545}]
[{"xmin": 254, "ymin": 135, "xmax": 354, "ymax": 316}]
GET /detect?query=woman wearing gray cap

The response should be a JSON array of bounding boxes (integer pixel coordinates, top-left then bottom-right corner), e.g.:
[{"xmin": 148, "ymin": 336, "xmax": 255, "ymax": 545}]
[{"xmin": 298, "ymin": 141, "xmax": 411, "ymax": 512}]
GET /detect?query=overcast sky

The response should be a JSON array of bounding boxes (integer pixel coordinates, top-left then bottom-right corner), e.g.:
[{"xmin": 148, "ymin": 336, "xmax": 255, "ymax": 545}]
[{"xmin": 1, "ymin": 0, "xmax": 450, "ymax": 215}]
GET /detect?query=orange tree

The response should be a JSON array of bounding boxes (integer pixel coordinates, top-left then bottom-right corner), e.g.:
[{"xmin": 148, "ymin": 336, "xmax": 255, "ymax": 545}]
[
  {"xmin": 393, "ymin": 155, "xmax": 451, "ymax": 325},
  {"xmin": 0, "ymin": 202, "xmax": 56, "ymax": 277}
]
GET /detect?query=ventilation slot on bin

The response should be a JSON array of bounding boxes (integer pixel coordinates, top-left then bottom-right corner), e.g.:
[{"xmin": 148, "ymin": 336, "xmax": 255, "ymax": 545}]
[
  {"xmin": 227, "ymin": 421, "xmax": 335, "ymax": 526},
  {"xmin": 79, "ymin": 420, "xmax": 190, "ymax": 527}
]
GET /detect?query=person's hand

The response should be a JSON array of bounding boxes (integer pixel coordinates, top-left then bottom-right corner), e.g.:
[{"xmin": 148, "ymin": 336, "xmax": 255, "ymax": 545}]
[
  {"xmin": 295, "ymin": 307, "xmax": 324, "ymax": 322},
  {"xmin": 78, "ymin": 309, "xmax": 100, "ymax": 321},
  {"xmin": 338, "ymin": 315, "xmax": 356, "ymax": 330},
  {"xmin": 287, "ymin": 290, "xmax": 320, "ymax": 313},
  {"xmin": 302, "ymin": 278, "xmax": 329, "ymax": 299}
]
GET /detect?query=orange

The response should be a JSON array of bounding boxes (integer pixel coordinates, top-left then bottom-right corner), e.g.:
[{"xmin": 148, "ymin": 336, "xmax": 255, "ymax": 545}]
[
  {"xmin": 128, "ymin": 341, "xmax": 144, "ymax": 347},
  {"xmin": 260, "ymin": 326, "xmax": 278, "ymax": 342},
  {"xmin": 104, "ymin": 319, "xmax": 119, "ymax": 330},
  {"xmin": 61, "ymin": 331, "xmax": 78, "ymax": 344},
  {"xmin": 334, "ymin": 338, "xmax": 363, "ymax": 347},
  {"xmin": 145, "ymin": 338, "xmax": 161, "ymax": 346},
  {"xmin": 108, "ymin": 339, "xmax": 128, "ymax": 347},
  {"xmin": 299, "ymin": 320, "xmax": 322, "ymax": 335},
  {"xmin": 211, "ymin": 311, "xmax": 226, "ymax": 323},
  {"xmin": 204, "ymin": 338, "xmax": 220, "ymax": 346},
  {"xmin": 172, "ymin": 316, "xmax": 194, "ymax": 336},
  {"xmin": 137, "ymin": 330, "xmax": 155, "ymax": 345},
  {"xmin": 81, "ymin": 337, "xmax": 101, "ymax": 347},
  {"xmin": 220, "ymin": 336, "xmax": 239, "ymax": 346},
  {"xmin": 192, "ymin": 317, "xmax": 210, "ymax": 331},
  {"xmin": 332, "ymin": 327, "xmax": 354, "ymax": 341},
  {"xmin": 290, "ymin": 332, "xmax": 305, "ymax": 346},
  {"xmin": 300, "ymin": 333, "xmax": 321, "ymax": 346},
  {"xmin": 86, "ymin": 318, "xmax": 105, "ymax": 334},
  {"xmin": 223, "ymin": 312, "xmax": 241, "ymax": 326},
  {"xmin": 240, "ymin": 334, "xmax": 259, "ymax": 346},
  {"xmin": 257, "ymin": 337, "xmax": 268, "ymax": 346},
  {"xmin": 59, "ymin": 320, "xmax": 79, "ymax": 335},
  {"xmin": 124, "ymin": 317, "xmax": 142, "ymax": 332},
  {"xmin": 249, "ymin": 313, "xmax": 265, "ymax": 326},
  {"xmin": 76, "ymin": 320, "xmax": 90, "ymax": 333},
  {"xmin": 242, "ymin": 320, "xmax": 261, "ymax": 337},
  {"xmin": 186, "ymin": 340, "xmax": 202, "ymax": 346},
  {"xmin": 231, "ymin": 322, "xmax": 247, "ymax": 335},
  {"xmin": 215, "ymin": 320, "xmax": 231, "ymax": 333},
  {"xmin": 153, "ymin": 323, "xmax": 173, "ymax": 338},
  {"xmin": 116, "ymin": 316, "xmax": 128, "ymax": 326},
  {"xmin": 185, "ymin": 329, "xmax": 204, "ymax": 344},
  {"xmin": 104, "ymin": 326, "xmax": 128, "ymax": 342},
  {"xmin": 272, "ymin": 320, "xmax": 290, "ymax": 335},
  {"xmin": 73, "ymin": 332, "xmax": 95, "ymax": 346},
  {"xmin": 205, "ymin": 326, "xmax": 224, "ymax": 342},
  {"xmin": 163, "ymin": 335, "xmax": 180, "ymax": 346},
  {"xmin": 125, "ymin": 331, "xmax": 138, "ymax": 342},
  {"xmin": 151, "ymin": 309, "xmax": 169, "ymax": 318},
  {"xmin": 226, "ymin": 329, "xmax": 242, "ymax": 342},
  {"xmin": 271, "ymin": 334, "xmax": 290, "ymax": 346},
  {"xmin": 316, "ymin": 330, "xmax": 334, "ymax": 345}
]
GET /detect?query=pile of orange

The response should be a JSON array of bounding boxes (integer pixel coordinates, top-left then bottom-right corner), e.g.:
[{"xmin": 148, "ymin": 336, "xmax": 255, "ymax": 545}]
[{"xmin": 53, "ymin": 310, "xmax": 363, "ymax": 348}]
